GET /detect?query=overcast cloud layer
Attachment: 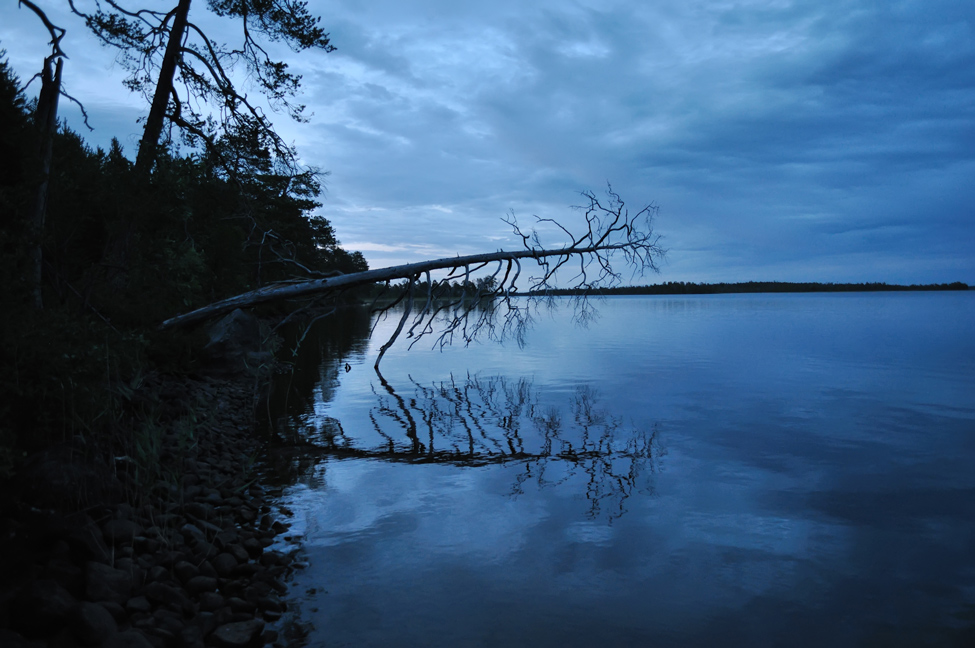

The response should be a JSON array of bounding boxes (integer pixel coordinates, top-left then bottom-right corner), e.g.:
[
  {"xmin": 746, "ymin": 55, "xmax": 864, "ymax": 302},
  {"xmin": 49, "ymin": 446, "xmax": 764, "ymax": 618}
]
[{"xmin": 3, "ymin": 0, "xmax": 973, "ymax": 283}]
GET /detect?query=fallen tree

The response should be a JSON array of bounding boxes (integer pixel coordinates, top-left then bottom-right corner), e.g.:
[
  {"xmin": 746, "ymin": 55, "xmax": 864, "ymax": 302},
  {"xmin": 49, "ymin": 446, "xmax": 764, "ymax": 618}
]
[{"xmin": 161, "ymin": 186, "xmax": 666, "ymax": 367}]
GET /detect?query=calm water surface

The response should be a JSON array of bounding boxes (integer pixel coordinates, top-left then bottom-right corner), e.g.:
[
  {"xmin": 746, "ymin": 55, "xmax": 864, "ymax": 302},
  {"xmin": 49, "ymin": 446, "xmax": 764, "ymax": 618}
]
[{"xmin": 264, "ymin": 293, "xmax": 975, "ymax": 647}]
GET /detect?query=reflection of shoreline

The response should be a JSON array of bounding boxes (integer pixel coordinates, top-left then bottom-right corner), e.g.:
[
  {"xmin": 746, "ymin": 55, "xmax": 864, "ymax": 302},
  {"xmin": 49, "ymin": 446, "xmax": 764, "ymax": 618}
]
[{"xmin": 268, "ymin": 369, "xmax": 661, "ymax": 522}]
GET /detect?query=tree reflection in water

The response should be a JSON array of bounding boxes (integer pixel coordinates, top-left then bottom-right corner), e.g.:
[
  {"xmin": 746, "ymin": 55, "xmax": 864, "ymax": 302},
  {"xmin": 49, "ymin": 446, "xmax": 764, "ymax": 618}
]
[{"xmin": 265, "ymin": 366, "xmax": 660, "ymax": 522}]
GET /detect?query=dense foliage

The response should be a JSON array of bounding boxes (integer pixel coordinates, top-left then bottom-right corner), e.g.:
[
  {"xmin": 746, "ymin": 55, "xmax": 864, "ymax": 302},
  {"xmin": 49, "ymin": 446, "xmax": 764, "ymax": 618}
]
[{"xmin": 0, "ymin": 54, "xmax": 365, "ymax": 472}]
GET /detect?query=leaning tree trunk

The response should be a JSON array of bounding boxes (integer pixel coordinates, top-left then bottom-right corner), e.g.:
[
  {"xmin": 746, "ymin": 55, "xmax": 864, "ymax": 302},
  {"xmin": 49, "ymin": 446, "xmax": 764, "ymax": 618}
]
[
  {"xmin": 159, "ymin": 242, "xmax": 643, "ymax": 330},
  {"xmin": 29, "ymin": 55, "xmax": 63, "ymax": 310},
  {"xmin": 135, "ymin": 0, "xmax": 192, "ymax": 175}
]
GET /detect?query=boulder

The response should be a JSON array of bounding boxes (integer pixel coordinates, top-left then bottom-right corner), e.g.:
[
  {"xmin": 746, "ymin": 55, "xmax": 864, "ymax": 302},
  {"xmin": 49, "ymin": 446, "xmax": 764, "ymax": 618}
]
[
  {"xmin": 103, "ymin": 519, "xmax": 142, "ymax": 546},
  {"xmin": 8, "ymin": 579, "xmax": 77, "ymax": 638},
  {"xmin": 69, "ymin": 601, "xmax": 118, "ymax": 646},
  {"xmin": 85, "ymin": 562, "xmax": 133, "ymax": 604},
  {"xmin": 200, "ymin": 309, "xmax": 268, "ymax": 375}
]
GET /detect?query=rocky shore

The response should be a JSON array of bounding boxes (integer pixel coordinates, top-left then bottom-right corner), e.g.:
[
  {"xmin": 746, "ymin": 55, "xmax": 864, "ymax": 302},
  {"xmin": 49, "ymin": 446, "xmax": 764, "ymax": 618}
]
[{"xmin": 0, "ymin": 370, "xmax": 298, "ymax": 648}]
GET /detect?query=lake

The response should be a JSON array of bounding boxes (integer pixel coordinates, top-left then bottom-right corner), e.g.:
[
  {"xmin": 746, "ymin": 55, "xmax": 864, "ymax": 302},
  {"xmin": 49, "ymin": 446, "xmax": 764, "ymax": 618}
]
[{"xmin": 262, "ymin": 292, "xmax": 975, "ymax": 647}]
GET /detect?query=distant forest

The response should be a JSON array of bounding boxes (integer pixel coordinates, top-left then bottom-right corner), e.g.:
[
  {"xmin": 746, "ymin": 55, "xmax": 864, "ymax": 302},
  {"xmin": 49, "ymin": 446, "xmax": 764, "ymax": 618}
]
[{"xmin": 527, "ymin": 281, "xmax": 970, "ymax": 296}]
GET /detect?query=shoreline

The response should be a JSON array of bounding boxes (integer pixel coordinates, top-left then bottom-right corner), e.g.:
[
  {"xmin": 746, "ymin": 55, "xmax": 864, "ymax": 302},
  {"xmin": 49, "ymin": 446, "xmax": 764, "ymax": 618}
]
[{"xmin": 0, "ymin": 371, "xmax": 299, "ymax": 648}]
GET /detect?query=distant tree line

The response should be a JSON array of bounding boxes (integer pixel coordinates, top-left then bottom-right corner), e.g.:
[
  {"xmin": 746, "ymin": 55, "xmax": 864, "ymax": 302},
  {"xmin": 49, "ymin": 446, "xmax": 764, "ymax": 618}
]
[{"xmin": 526, "ymin": 281, "xmax": 969, "ymax": 297}]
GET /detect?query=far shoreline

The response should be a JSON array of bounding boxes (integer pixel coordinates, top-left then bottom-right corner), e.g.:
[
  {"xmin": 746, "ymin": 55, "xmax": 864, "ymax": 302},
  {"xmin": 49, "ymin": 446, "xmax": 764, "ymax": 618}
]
[{"xmin": 514, "ymin": 281, "xmax": 969, "ymax": 297}]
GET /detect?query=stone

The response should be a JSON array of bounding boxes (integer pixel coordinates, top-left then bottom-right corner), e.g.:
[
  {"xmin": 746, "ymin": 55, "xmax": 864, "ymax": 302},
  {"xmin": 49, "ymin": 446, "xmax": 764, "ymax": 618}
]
[
  {"xmin": 225, "ymin": 544, "xmax": 250, "ymax": 564},
  {"xmin": 98, "ymin": 601, "xmax": 127, "ymax": 623},
  {"xmin": 211, "ymin": 553, "xmax": 238, "ymax": 577},
  {"xmin": 103, "ymin": 630, "xmax": 154, "ymax": 648},
  {"xmin": 144, "ymin": 581, "xmax": 190, "ymax": 611},
  {"xmin": 67, "ymin": 524, "xmax": 112, "ymax": 565},
  {"xmin": 185, "ymin": 575, "xmax": 219, "ymax": 594},
  {"xmin": 190, "ymin": 540, "xmax": 220, "ymax": 562},
  {"xmin": 8, "ymin": 580, "xmax": 77, "ymax": 638},
  {"xmin": 200, "ymin": 309, "xmax": 265, "ymax": 376},
  {"xmin": 125, "ymin": 596, "xmax": 152, "ymax": 615},
  {"xmin": 69, "ymin": 601, "xmax": 118, "ymax": 646},
  {"xmin": 103, "ymin": 519, "xmax": 143, "ymax": 545},
  {"xmin": 178, "ymin": 624, "xmax": 204, "ymax": 648},
  {"xmin": 255, "ymin": 595, "xmax": 284, "ymax": 613},
  {"xmin": 198, "ymin": 591, "xmax": 225, "ymax": 612},
  {"xmin": 85, "ymin": 562, "xmax": 133, "ymax": 604},
  {"xmin": 199, "ymin": 559, "xmax": 219, "ymax": 579},
  {"xmin": 173, "ymin": 560, "xmax": 200, "ymax": 584},
  {"xmin": 186, "ymin": 517, "xmax": 223, "ymax": 541},
  {"xmin": 143, "ymin": 627, "xmax": 176, "ymax": 648},
  {"xmin": 208, "ymin": 619, "xmax": 265, "ymax": 648},
  {"xmin": 227, "ymin": 597, "xmax": 255, "ymax": 614},
  {"xmin": 184, "ymin": 502, "xmax": 213, "ymax": 521},
  {"xmin": 45, "ymin": 557, "xmax": 84, "ymax": 596},
  {"xmin": 0, "ymin": 629, "xmax": 31, "ymax": 648},
  {"xmin": 241, "ymin": 538, "xmax": 263, "ymax": 558},
  {"xmin": 259, "ymin": 551, "xmax": 284, "ymax": 567},
  {"xmin": 181, "ymin": 523, "xmax": 206, "ymax": 542}
]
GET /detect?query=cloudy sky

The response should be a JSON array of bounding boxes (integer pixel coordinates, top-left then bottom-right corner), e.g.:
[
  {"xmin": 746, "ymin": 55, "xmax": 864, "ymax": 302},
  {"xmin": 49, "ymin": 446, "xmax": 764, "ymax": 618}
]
[{"xmin": 2, "ymin": 0, "xmax": 973, "ymax": 284}]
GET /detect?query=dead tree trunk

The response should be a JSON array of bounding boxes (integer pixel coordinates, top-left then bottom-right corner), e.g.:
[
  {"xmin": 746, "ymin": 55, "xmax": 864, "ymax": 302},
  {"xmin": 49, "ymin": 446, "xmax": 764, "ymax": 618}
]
[
  {"xmin": 29, "ymin": 55, "xmax": 63, "ymax": 309},
  {"xmin": 160, "ymin": 188, "xmax": 664, "ymax": 331}
]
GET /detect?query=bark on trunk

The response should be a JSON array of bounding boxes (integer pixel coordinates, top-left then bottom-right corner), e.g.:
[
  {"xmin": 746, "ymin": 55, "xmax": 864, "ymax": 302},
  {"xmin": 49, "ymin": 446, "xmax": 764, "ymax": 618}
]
[
  {"xmin": 29, "ymin": 55, "xmax": 63, "ymax": 310},
  {"xmin": 159, "ymin": 244, "xmax": 626, "ymax": 330},
  {"xmin": 135, "ymin": 0, "xmax": 192, "ymax": 175}
]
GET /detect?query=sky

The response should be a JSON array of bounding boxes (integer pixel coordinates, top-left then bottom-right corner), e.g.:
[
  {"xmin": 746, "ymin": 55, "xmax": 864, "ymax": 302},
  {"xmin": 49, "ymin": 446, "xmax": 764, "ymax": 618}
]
[{"xmin": 2, "ymin": 0, "xmax": 974, "ymax": 284}]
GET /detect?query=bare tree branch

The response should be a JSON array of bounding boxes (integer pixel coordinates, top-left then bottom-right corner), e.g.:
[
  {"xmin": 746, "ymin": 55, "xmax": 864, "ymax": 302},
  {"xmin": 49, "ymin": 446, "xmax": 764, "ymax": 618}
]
[
  {"xmin": 160, "ymin": 186, "xmax": 666, "ymax": 350},
  {"xmin": 19, "ymin": 0, "xmax": 67, "ymax": 59}
]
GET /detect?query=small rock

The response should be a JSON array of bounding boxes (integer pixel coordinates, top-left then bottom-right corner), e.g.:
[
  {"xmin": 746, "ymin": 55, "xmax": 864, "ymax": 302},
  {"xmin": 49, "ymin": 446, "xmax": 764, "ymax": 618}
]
[
  {"xmin": 191, "ymin": 540, "xmax": 220, "ymax": 561},
  {"xmin": 146, "ymin": 565, "xmax": 170, "ymax": 583},
  {"xmin": 199, "ymin": 560, "xmax": 219, "ymax": 579},
  {"xmin": 198, "ymin": 591, "xmax": 224, "ymax": 612},
  {"xmin": 144, "ymin": 626, "xmax": 176, "ymax": 647},
  {"xmin": 144, "ymin": 581, "xmax": 190, "ymax": 611},
  {"xmin": 45, "ymin": 557, "xmax": 84, "ymax": 596},
  {"xmin": 227, "ymin": 597, "xmax": 255, "ymax": 613},
  {"xmin": 8, "ymin": 580, "xmax": 77, "ymax": 638},
  {"xmin": 184, "ymin": 502, "xmax": 213, "ymax": 520},
  {"xmin": 241, "ymin": 538, "xmax": 262, "ymax": 557},
  {"xmin": 0, "ymin": 629, "xmax": 31, "ymax": 648},
  {"xmin": 151, "ymin": 610, "xmax": 184, "ymax": 636},
  {"xmin": 255, "ymin": 595, "xmax": 284, "ymax": 613},
  {"xmin": 173, "ymin": 560, "xmax": 200, "ymax": 584},
  {"xmin": 69, "ymin": 601, "xmax": 118, "ymax": 646},
  {"xmin": 85, "ymin": 561, "xmax": 133, "ymax": 604},
  {"xmin": 125, "ymin": 596, "xmax": 152, "ymax": 615},
  {"xmin": 185, "ymin": 575, "xmax": 219, "ymax": 594},
  {"xmin": 225, "ymin": 544, "xmax": 250, "ymax": 564},
  {"xmin": 178, "ymin": 624, "xmax": 204, "ymax": 648},
  {"xmin": 181, "ymin": 523, "xmax": 206, "ymax": 542},
  {"xmin": 211, "ymin": 553, "xmax": 237, "ymax": 577},
  {"xmin": 103, "ymin": 519, "xmax": 143, "ymax": 545},
  {"xmin": 67, "ymin": 524, "xmax": 112, "ymax": 565},
  {"xmin": 259, "ymin": 551, "xmax": 284, "ymax": 567},
  {"xmin": 98, "ymin": 601, "xmax": 127, "ymax": 623}
]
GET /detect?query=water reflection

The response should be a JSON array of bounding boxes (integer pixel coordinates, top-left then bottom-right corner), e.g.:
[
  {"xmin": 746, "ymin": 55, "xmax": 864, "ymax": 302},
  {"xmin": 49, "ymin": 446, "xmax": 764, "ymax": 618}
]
[
  {"xmin": 259, "ymin": 295, "xmax": 975, "ymax": 648},
  {"xmin": 266, "ymin": 358, "xmax": 660, "ymax": 521}
]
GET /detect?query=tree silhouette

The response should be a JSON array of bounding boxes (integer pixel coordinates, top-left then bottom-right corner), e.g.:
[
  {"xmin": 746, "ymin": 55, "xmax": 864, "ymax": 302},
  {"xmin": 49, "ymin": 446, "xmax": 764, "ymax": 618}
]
[
  {"xmin": 161, "ymin": 185, "xmax": 666, "ymax": 366},
  {"xmin": 67, "ymin": 0, "xmax": 334, "ymax": 175}
]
